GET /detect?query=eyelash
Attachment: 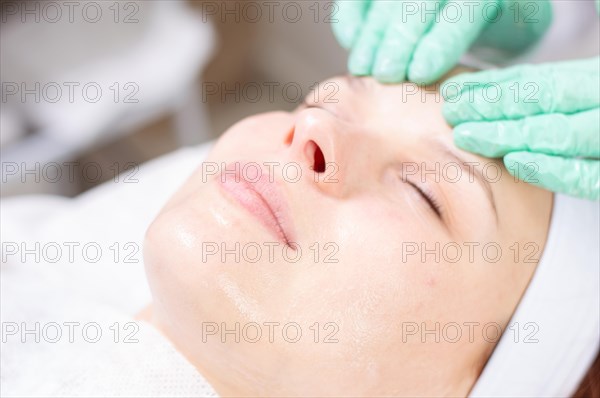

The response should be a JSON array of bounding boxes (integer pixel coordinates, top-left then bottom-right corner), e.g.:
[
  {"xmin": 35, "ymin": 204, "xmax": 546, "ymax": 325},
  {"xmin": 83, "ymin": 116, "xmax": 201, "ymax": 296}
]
[{"xmin": 407, "ymin": 181, "xmax": 442, "ymax": 218}]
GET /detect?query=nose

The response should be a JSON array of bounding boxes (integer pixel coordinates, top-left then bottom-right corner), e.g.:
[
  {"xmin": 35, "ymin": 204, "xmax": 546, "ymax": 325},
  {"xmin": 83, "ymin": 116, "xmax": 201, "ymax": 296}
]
[{"xmin": 286, "ymin": 108, "xmax": 357, "ymax": 198}]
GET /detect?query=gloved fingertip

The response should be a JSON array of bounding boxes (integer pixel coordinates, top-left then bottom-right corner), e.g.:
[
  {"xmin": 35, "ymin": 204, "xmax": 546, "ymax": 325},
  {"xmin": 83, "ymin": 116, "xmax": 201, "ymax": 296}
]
[
  {"xmin": 503, "ymin": 152, "xmax": 545, "ymax": 186},
  {"xmin": 373, "ymin": 57, "xmax": 406, "ymax": 83},
  {"xmin": 505, "ymin": 152, "xmax": 600, "ymax": 200},
  {"xmin": 407, "ymin": 60, "xmax": 438, "ymax": 85},
  {"xmin": 453, "ymin": 124, "xmax": 479, "ymax": 152},
  {"xmin": 504, "ymin": 151, "xmax": 537, "ymax": 165},
  {"xmin": 348, "ymin": 50, "xmax": 373, "ymax": 76},
  {"xmin": 408, "ymin": 39, "xmax": 455, "ymax": 85},
  {"xmin": 332, "ymin": 24, "xmax": 359, "ymax": 50},
  {"xmin": 442, "ymin": 102, "xmax": 462, "ymax": 126},
  {"xmin": 502, "ymin": 154, "xmax": 524, "ymax": 181},
  {"xmin": 454, "ymin": 123, "xmax": 503, "ymax": 158}
]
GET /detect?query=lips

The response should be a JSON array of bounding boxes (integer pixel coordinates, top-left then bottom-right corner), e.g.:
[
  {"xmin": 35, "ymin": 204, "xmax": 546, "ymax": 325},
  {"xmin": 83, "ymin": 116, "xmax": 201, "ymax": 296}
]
[{"xmin": 218, "ymin": 162, "xmax": 295, "ymax": 246}]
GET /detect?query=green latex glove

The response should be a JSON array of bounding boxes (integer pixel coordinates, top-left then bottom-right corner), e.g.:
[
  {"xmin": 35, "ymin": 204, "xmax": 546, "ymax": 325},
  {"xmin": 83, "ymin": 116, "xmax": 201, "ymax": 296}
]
[
  {"xmin": 442, "ymin": 57, "xmax": 600, "ymax": 200},
  {"xmin": 332, "ymin": 0, "xmax": 552, "ymax": 84}
]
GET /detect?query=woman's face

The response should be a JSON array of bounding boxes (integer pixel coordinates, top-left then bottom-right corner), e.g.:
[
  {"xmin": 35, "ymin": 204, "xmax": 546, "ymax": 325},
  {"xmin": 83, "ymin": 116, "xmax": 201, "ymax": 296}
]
[{"xmin": 144, "ymin": 76, "xmax": 552, "ymax": 397}]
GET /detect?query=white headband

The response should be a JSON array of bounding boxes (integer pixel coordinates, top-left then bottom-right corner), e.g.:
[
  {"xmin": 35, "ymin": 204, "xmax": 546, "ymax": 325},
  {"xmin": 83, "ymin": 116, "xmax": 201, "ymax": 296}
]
[{"xmin": 470, "ymin": 194, "xmax": 600, "ymax": 397}]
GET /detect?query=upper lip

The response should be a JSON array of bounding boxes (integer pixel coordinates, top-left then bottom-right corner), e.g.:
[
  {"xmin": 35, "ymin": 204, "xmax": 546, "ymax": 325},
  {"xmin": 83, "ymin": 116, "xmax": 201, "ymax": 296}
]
[{"xmin": 217, "ymin": 162, "xmax": 295, "ymax": 247}]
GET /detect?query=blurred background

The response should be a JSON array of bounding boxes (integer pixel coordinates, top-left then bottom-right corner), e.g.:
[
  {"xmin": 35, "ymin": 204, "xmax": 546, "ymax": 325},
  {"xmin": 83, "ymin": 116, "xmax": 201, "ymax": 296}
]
[{"xmin": 0, "ymin": 0, "xmax": 347, "ymax": 197}]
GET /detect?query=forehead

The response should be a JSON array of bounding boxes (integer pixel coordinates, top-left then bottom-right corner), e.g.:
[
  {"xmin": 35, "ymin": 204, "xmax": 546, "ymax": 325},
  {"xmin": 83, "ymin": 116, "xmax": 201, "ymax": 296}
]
[{"xmin": 323, "ymin": 76, "xmax": 452, "ymax": 141}]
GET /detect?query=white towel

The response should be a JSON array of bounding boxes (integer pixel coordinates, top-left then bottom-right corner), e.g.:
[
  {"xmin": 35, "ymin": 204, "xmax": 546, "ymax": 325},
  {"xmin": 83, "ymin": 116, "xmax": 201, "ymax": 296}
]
[
  {"xmin": 1, "ymin": 262, "xmax": 217, "ymax": 397},
  {"xmin": 1, "ymin": 143, "xmax": 218, "ymax": 397}
]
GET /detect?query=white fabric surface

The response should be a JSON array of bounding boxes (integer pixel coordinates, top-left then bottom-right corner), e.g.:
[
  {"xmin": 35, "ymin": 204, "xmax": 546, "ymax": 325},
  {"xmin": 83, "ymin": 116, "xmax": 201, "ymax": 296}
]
[{"xmin": 1, "ymin": 142, "xmax": 217, "ymax": 397}]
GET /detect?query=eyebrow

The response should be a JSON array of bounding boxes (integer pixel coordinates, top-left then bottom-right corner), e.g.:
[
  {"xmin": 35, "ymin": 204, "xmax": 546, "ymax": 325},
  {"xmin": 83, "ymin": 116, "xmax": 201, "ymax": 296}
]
[{"xmin": 429, "ymin": 139, "xmax": 498, "ymax": 221}]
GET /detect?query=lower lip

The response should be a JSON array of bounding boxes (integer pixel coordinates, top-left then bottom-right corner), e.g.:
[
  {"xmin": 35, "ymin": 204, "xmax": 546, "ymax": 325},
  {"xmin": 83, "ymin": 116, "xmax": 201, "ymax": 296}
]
[{"xmin": 218, "ymin": 164, "xmax": 292, "ymax": 245}]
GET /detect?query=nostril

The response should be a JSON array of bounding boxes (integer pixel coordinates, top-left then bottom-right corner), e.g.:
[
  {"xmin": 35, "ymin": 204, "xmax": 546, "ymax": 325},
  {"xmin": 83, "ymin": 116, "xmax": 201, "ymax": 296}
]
[
  {"xmin": 284, "ymin": 127, "xmax": 295, "ymax": 146},
  {"xmin": 313, "ymin": 144, "xmax": 326, "ymax": 173},
  {"xmin": 306, "ymin": 140, "xmax": 326, "ymax": 173}
]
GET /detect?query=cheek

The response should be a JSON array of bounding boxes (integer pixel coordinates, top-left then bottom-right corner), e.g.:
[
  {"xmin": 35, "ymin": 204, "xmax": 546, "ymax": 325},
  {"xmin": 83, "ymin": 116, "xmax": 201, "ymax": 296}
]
[
  {"xmin": 317, "ymin": 197, "xmax": 439, "ymax": 307},
  {"xmin": 326, "ymin": 196, "xmax": 476, "ymax": 321},
  {"xmin": 143, "ymin": 209, "xmax": 212, "ymax": 326},
  {"xmin": 208, "ymin": 111, "xmax": 294, "ymax": 160},
  {"xmin": 143, "ymin": 182, "xmax": 244, "ymax": 326},
  {"xmin": 333, "ymin": 195, "xmax": 437, "ymax": 267},
  {"xmin": 279, "ymin": 200, "xmax": 445, "ymax": 364}
]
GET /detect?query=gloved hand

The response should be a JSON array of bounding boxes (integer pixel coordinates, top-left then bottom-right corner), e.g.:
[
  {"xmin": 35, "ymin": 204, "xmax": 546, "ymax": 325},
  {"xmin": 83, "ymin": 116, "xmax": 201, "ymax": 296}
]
[
  {"xmin": 442, "ymin": 57, "xmax": 600, "ymax": 200},
  {"xmin": 332, "ymin": 0, "xmax": 552, "ymax": 84}
]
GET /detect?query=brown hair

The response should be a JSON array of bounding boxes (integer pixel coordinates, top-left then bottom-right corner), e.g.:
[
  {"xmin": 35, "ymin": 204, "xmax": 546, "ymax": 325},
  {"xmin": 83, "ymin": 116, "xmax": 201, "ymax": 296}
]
[{"xmin": 573, "ymin": 352, "xmax": 600, "ymax": 398}]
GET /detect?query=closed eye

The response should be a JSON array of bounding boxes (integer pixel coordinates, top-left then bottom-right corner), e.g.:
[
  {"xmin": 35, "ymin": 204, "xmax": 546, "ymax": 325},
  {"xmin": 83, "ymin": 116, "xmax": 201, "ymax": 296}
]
[{"xmin": 407, "ymin": 181, "xmax": 442, "ymax": 218}]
